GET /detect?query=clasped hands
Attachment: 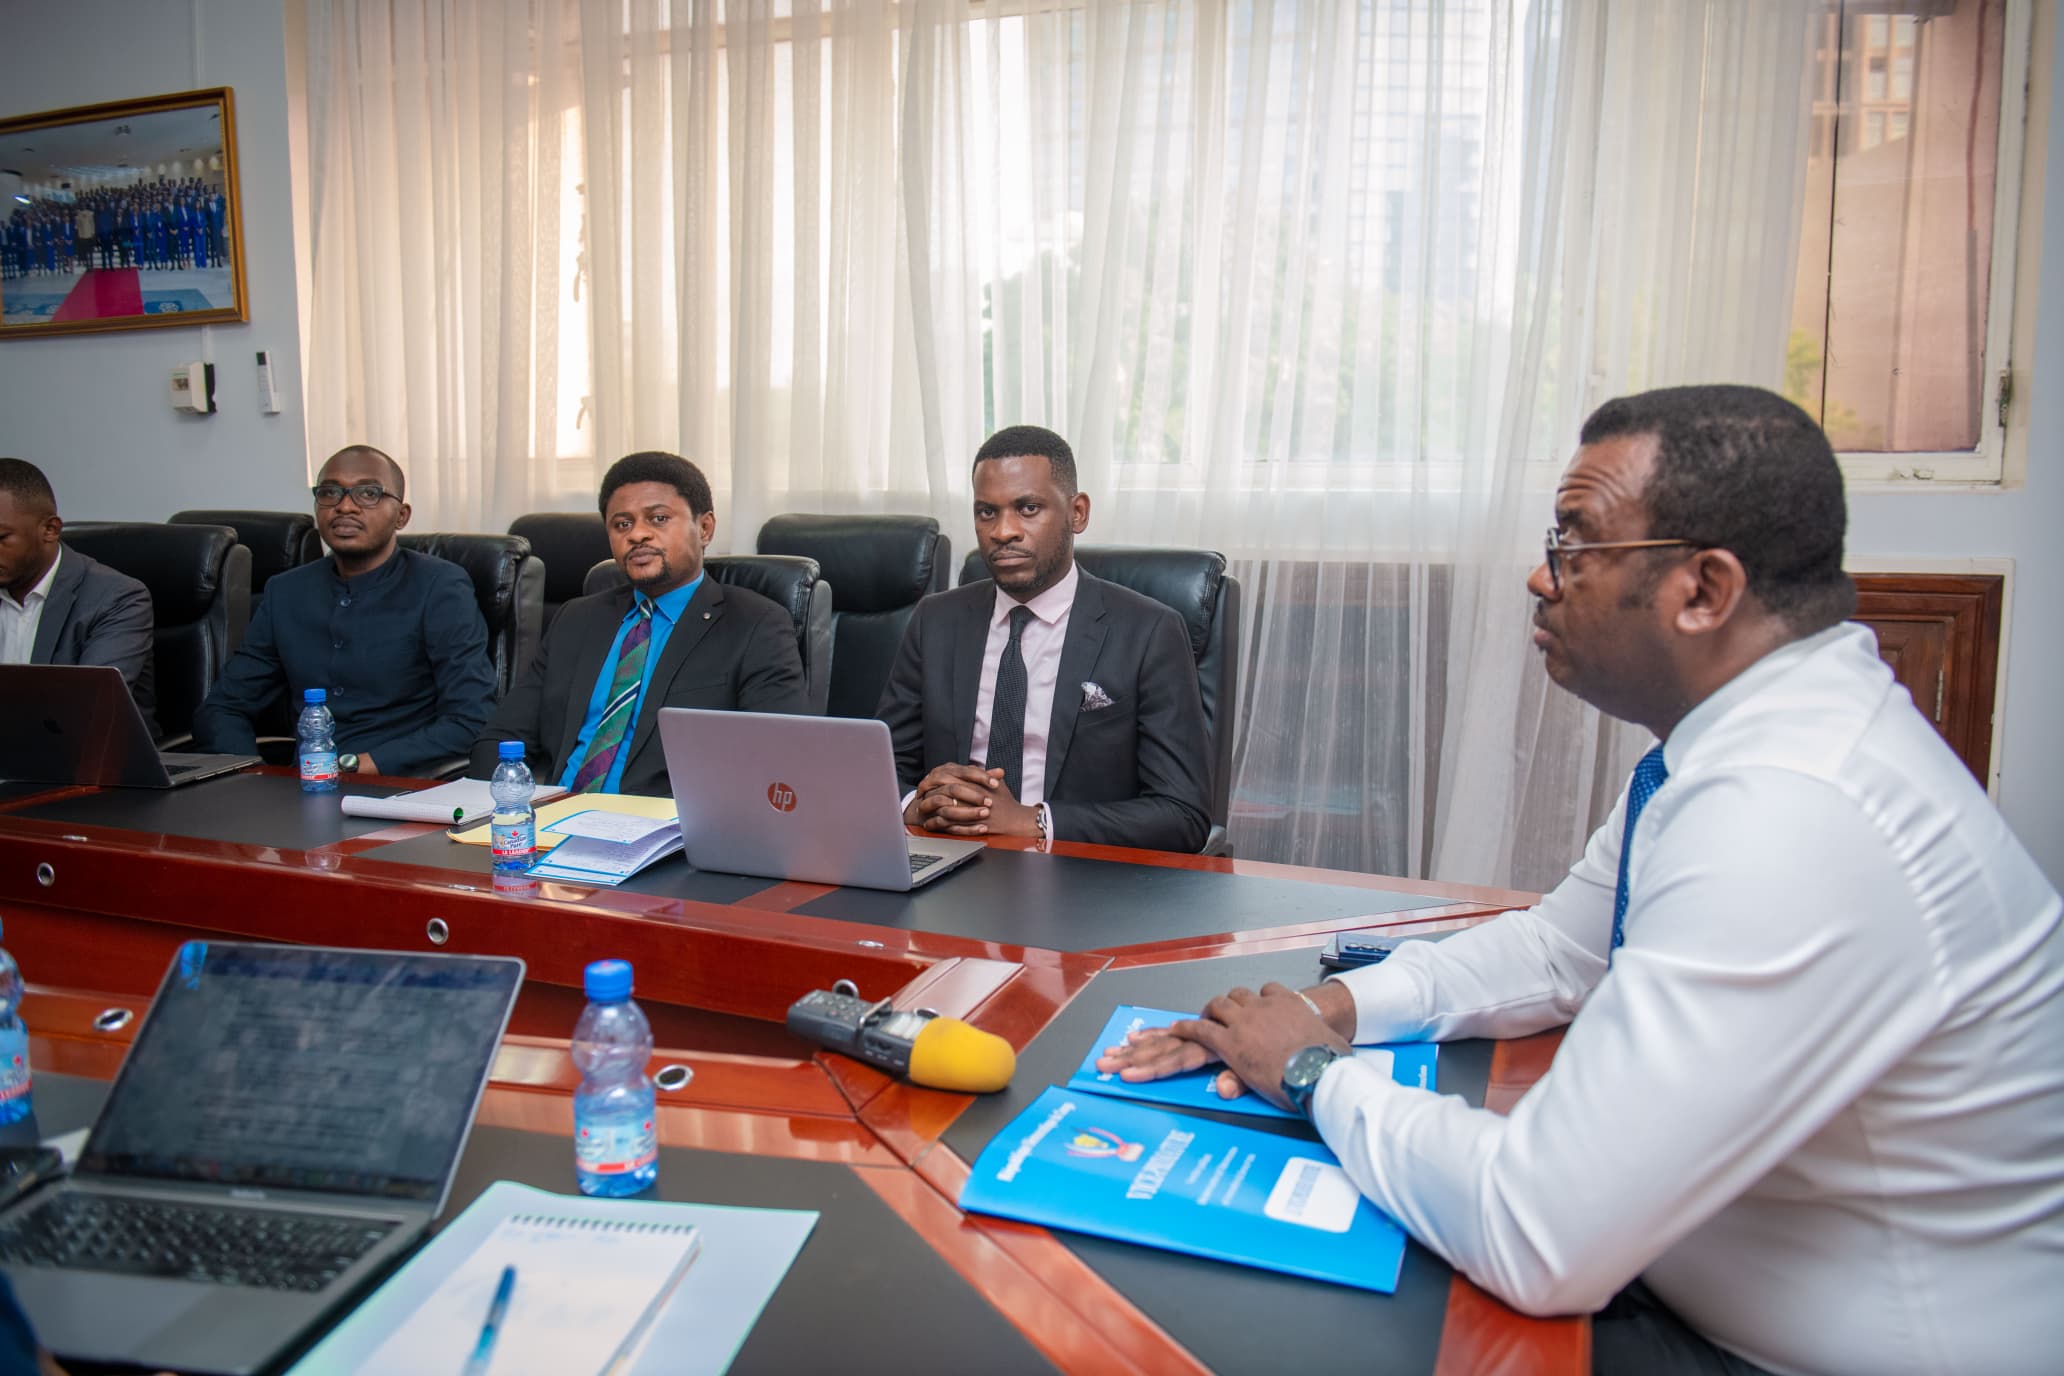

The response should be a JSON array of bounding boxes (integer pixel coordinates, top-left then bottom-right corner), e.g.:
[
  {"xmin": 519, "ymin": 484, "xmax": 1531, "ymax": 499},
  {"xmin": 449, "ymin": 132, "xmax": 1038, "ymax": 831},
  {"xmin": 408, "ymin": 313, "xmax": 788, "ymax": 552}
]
[
  {"xmin": 903, "ymin": 762, "xmax": 1039, "ymax": 837},
  {"xmin": 1093, "ymin": 980, "xmax": 1357, "ymax": 1112}
]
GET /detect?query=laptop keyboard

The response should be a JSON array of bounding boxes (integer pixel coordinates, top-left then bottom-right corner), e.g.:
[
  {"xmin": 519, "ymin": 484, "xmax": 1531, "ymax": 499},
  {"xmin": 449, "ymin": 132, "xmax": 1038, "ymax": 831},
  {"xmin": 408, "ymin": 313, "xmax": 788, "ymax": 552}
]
[
  {"xmin": 0, "ymin": 1194, "xmax": 397, "ymax": 1291},
  {"xmin": 909, "ymin": 853, "xmax": 942, "ymax": 874}
]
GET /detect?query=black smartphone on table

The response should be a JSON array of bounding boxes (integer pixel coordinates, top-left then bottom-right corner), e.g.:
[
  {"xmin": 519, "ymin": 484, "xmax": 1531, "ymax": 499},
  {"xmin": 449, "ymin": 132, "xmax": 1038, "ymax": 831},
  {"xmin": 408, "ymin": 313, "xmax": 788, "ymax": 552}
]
[{"xmin": 1318, "ymin": 933, "xmax": 1402, "ymax": 971}]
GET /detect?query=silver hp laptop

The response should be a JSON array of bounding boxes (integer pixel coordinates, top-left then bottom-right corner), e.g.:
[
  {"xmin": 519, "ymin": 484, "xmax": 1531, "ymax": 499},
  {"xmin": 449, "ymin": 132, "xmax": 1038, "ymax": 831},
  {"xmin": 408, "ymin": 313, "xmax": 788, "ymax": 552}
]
[
  {"xmin": 658, "ymin": 708, "xmax": 985, "ymax": 891},
  {"xmin": 0, "ymin": 942, "xmax": 524, "ymax": 1375},
  {"xmin": 0, "ymin": 663, "xmax": 258, "ymax": 787}
]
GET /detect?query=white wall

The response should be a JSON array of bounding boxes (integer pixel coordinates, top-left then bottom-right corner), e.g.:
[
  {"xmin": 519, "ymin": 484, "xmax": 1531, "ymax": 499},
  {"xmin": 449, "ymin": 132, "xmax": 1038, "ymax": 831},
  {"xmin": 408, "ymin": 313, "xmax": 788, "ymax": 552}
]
[{"xmin": 0, "ymin": 0, "xmax": 310, "ymax": 518}]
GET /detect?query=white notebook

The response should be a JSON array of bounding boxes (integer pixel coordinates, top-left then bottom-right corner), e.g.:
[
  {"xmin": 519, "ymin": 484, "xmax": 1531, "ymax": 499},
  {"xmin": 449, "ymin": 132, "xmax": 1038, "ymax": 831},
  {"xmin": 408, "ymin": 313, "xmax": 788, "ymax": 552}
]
[
  {"xmin": 339, "ymin": 777, "xmax": 570, "ymax": 827},
  {"xmin": 356, "ymin": 1209, "xmax": 701, "ymax": 1376}
]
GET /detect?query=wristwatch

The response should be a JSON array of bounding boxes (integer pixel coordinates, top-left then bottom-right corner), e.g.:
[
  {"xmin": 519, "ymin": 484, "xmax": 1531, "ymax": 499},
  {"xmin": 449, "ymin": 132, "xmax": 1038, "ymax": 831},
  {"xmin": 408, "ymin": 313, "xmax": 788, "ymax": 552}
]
[
  {"xmin": 337, "ymin": 752, "xmax": 360, "ymax": 774},
  {"xmin": 1282, "ymin": 1044, "xmax": 1346, "ymax": 1119}
]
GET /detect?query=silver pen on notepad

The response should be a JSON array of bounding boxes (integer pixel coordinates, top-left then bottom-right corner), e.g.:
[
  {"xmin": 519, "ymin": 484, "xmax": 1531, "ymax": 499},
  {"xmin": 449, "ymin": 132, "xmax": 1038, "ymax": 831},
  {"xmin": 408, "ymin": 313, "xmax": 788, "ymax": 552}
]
[{"xmin": 459, "ymin": 1264, "xmax": 517, "ymax": 1376}]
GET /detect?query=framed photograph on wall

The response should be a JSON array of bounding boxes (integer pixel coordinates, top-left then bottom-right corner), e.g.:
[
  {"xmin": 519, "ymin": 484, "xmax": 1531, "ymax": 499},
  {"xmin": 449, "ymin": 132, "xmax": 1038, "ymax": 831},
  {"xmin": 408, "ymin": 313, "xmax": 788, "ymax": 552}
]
[{"xmin": 0, "ymin": 87, "xmax": 248, "ymax": 339}]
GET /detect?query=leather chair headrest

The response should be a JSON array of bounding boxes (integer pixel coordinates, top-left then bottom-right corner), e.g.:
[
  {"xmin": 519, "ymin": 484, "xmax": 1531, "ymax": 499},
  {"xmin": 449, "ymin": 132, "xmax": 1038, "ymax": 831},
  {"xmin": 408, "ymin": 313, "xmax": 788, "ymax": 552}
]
[
  {"xmin": 396, "ymin": 532, "xmax": 532, "ymax": 626},
  {"xmin": 583, "ymin": 554, "xmax": 823, "ymax": 620},
  {"xmin": 508, "ymin": 513, "xmax": 611, "ymax": 606},
  {"xmin": 758, "ymin": 514, "xmax": 945, "ymax": 613},
  {"xmin": 960, "ymin": 545, "xmax": 1226, "ymax": 661},
  {"xmin": 169, "ymin": 509, "xmax": 321, "ymax": 593},
  {"xmin": 64, "ymin": 521, "xmax": 241, "ymax": 622}
]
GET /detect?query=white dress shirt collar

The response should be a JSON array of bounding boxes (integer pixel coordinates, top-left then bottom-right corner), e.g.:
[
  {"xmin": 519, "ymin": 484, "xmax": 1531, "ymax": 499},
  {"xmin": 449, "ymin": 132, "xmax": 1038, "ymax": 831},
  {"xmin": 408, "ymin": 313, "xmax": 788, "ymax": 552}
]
[
  {"xmin": 991, "ymin": 559, "xmax": 1079, "ymax": 628},
  {"xmin": 1661, "ymin": 622, "xmax": 1856, "ymax": 771},
  {"xmin": 1, "ymin": 543, "xmax": 60, "ymax": 612}
]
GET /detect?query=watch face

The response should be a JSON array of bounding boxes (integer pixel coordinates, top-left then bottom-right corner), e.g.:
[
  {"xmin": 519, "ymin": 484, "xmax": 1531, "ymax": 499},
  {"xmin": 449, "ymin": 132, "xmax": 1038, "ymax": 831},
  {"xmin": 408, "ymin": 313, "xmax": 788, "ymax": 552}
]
[{"xmin": 1285, "ymin": 1045, "xmax": 1337, "ymax": 1090}]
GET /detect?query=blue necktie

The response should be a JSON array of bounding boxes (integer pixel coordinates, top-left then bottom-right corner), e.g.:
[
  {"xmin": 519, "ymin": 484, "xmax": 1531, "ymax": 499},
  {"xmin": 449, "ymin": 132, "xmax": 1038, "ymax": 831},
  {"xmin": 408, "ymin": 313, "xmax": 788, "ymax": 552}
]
[{"xmin": 1608, "ymin": 745, "xmax": 1669, "ymax": 965}]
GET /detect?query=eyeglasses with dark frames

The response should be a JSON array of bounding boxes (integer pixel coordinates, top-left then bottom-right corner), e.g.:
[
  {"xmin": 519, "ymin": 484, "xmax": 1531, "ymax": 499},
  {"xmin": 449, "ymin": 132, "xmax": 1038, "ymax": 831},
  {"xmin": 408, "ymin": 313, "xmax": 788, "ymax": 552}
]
[
  {"xmin": 1542, "ymin": 527, "xmax": 1696, "ymax": 594},
  {"xmin": 312, "ymin": 481, "xmax": 400, "ymax": 509}
]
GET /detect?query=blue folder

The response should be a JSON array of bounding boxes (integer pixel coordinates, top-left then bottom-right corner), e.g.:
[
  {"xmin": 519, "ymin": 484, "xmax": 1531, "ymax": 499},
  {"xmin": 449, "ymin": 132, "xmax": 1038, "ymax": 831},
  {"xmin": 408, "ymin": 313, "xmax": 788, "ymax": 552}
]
[
  {"xmin": 1068, "ymin": 1004, "xmax": 1438, "ymax": 1119},
  {"xmin": 959, "ymin": 1086, "xmax": 1410, "ymax": 1292}
]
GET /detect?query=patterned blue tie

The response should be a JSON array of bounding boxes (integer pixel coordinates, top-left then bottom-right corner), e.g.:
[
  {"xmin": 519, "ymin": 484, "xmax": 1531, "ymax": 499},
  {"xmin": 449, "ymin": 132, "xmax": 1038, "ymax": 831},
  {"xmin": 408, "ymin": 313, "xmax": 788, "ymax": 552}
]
[{"xmin": 1608, "ymin": 745, "xmax": 1670, "ymax": 965}]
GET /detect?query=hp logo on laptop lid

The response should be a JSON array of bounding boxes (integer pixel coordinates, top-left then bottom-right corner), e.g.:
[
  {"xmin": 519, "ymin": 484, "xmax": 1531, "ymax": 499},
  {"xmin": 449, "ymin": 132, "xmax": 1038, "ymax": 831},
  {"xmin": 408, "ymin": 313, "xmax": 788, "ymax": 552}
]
[{"xmin": 767, "ymin": 782, "xmax": 798, "ymax": 812}]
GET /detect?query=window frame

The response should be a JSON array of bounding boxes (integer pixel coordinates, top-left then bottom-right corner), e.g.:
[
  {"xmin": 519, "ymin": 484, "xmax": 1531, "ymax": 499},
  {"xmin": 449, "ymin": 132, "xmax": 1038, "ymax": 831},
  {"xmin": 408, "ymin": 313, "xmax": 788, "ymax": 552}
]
[{"xmin": 1833, "ymin": 0, "xmax": 2035, "ymax": 491}]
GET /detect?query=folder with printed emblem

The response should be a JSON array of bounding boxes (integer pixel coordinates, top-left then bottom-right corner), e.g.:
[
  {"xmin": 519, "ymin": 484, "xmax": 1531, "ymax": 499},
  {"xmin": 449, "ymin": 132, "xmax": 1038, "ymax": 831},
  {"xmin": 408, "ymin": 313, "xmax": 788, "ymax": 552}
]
[{"xmin": 957, "ymin": 1086, "xmax": 1410, "ymax": 1292}]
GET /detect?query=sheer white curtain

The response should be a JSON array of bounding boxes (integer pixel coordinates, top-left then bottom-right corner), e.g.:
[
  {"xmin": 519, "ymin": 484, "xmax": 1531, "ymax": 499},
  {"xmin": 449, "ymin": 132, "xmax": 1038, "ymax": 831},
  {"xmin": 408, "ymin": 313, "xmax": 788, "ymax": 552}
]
[{"xmin": 304, "ymin": 0, "xmax": 1811, "ymax": 889}]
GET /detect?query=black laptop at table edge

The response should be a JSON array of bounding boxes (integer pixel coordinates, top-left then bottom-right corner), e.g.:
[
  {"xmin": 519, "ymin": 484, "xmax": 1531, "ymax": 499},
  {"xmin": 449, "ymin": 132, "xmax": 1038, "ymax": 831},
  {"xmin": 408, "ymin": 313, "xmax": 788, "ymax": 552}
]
[
  {"xmin": 0, "ymin": 942, "xmax": 524, "ymax": 1376},
  {"xmin": 0, "ymin": 664, "xmax": 258, "ymax": 789}
]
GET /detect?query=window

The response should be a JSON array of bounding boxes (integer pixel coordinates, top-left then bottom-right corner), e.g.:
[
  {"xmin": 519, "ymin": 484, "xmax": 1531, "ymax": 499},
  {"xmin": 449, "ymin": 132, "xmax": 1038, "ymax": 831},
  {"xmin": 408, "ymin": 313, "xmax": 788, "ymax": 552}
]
[{"xmin": 1786, "ymin": 0, "xmax": 2032, "ymax": 485}]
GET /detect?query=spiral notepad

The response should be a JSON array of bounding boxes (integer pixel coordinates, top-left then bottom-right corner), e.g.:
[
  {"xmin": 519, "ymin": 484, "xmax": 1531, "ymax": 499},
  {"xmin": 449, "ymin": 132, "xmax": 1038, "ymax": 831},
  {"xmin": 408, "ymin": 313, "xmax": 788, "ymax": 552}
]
[{"xmin": 356, "ymin": 1210, "xmax": 701, "ymax": 1375}]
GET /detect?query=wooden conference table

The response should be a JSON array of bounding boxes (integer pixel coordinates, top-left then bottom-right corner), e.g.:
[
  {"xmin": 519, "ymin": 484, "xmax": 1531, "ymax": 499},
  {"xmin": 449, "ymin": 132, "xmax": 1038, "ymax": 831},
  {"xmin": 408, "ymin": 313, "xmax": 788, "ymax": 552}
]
[{"xmin": 0, "ymin": 769, "xmax": 1584, "ymax": 1374}]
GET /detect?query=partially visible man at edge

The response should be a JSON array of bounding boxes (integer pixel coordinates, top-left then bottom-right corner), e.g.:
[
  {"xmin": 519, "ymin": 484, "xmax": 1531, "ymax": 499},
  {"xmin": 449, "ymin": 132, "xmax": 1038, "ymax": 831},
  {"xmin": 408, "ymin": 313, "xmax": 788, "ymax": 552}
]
[
  {"xmin": 1099, "ymin": 384, "xmax": 2064, "ymax": 1375},
  {"xmin": 0, "ymin": 457, "xmax": 157, "ymax": 735},
  {"xmin": 192, "ymin": 445, "xmax": 494, "ymax": 776}
]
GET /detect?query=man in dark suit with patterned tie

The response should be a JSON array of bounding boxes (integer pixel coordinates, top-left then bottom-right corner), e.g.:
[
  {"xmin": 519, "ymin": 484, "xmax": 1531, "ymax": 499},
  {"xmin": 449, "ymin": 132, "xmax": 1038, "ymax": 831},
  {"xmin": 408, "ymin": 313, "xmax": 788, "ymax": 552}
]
[
  {"xmin": 472, "ymin": 451, "xmax": 808, "ymax": 796},
  {"xmin": 877, "ymin": 425, "xmax": 1211, "ymax": 853}
]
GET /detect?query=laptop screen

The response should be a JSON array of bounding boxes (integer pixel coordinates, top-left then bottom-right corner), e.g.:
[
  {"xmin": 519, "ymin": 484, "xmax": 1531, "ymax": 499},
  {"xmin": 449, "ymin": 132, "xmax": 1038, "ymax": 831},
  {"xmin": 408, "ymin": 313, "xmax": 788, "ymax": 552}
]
[{"xmin": 79, "ymin": 944, "xmax": 523, "ymax": 1202}]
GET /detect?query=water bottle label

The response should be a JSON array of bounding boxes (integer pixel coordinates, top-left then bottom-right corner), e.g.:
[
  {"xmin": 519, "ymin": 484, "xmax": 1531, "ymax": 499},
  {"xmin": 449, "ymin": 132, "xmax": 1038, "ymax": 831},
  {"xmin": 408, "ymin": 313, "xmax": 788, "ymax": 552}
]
[
  {"xmin": 0, "ymin": 1027, "xmax": 30, "ymax": 1109},
  {"xmin": 575, "ymin": 1119, "xmax": 657, "ymax": 1175},
  {"xmin": 299, "ymin": 750, "xmax": 340, "ymax": 782},
  {"xmin": 491, "ymin": 820, "xmax": 535, "ymax": 861}
]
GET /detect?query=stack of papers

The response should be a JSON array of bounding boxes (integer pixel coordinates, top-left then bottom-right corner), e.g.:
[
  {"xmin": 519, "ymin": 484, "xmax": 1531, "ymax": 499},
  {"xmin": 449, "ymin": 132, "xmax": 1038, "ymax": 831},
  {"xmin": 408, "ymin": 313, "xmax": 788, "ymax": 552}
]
[{"xmin": 526, "ymin": 809, "xmax": 685, "ymax": 885}]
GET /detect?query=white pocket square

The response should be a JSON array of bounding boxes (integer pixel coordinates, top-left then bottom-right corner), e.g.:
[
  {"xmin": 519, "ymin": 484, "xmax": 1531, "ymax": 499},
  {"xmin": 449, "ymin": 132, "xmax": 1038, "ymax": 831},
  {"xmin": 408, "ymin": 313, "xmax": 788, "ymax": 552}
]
[{"xmin": 1079, "ymin": 681, "xmax": 1115, "ymax": 712}]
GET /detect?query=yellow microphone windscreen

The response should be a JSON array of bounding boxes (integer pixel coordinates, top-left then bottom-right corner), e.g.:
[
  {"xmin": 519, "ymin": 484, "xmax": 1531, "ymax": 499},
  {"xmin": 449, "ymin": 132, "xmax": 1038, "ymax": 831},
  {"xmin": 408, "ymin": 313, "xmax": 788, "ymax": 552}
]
[{"xmin": 906, "ymin": 1017, "xmax": 1016, "ymax": 1093}]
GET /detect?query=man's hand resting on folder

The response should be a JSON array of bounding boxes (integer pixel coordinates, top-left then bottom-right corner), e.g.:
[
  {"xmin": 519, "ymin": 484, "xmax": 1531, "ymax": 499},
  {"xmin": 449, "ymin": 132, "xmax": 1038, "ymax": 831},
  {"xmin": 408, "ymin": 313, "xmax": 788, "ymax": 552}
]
[
  {"xmin": 1095, "ymin": 980, "xmax": 1357, "ymax": 1107},
  {"xmin": 902, "ymin": 763, "xmax": 1038, "ymax": 837}
]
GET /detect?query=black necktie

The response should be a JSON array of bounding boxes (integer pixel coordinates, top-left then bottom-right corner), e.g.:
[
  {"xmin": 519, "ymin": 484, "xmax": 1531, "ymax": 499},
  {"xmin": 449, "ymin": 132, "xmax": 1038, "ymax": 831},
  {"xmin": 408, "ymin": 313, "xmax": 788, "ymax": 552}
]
[{"xmin": 985, "ymin": 606, "xmax": 1034, "ymax": 798}]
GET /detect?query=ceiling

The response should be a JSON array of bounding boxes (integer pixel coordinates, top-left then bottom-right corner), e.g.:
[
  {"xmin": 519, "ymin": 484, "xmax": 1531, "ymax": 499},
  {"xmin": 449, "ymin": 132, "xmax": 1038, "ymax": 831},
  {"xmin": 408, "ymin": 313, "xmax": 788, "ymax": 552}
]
[{"xmin": 0, "ymin": 104, "xmax": 225, "ymax": 186}]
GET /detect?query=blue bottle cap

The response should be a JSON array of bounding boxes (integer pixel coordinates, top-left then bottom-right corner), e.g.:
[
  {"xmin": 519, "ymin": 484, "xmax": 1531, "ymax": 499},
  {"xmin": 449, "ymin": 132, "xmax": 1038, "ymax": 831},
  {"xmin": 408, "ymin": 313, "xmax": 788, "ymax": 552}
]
[
  {"xmin": 303, "ymin": 687, "xmax": 326, "ymax": 704},
  {"xmin": 584, "ymin": 959, "xmax": 633, "ymax": 1002},
  {"xmin": 498, "ymin": 740, "xmax": 525, "ymax": 760}
]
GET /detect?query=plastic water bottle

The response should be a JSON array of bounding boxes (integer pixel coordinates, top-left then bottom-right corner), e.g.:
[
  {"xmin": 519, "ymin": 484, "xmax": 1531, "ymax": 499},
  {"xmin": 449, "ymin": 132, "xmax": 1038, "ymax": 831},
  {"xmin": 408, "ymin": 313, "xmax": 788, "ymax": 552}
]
[
  {"xmin": 489, "ymin": 742, "xmax": 536, "ymax": 875},
  {"xmin": 0, "ymin": 921, "xmax": 32, "ymax": 1125},
  {"xmin": 297, "ymin": 688, "xmax": 339, "ymax": 793},
  {"xmin": 572, "ymin": 959, "xmax": 657, "ymax": 1196}
]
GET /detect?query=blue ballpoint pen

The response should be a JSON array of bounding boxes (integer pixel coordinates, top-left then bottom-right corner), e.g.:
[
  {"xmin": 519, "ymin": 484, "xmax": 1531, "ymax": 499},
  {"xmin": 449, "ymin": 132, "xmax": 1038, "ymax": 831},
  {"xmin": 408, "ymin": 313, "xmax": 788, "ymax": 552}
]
[{"xmin": 460, "ymin": 1265, "xmax": 517, "ymax": 1376}]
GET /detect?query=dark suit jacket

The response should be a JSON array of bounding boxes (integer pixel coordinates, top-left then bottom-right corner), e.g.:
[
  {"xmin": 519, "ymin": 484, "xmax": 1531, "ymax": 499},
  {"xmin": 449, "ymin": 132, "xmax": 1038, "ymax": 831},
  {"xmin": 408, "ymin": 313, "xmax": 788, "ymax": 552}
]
[
  {"xmin": 472, "ymin": 576, "xmax": 809, "ymax": 796},
  {"xmin": 33, "ymin": 544, "xmax": 158, "ymax": 737},
  {"xmin": 878, "ymin": 570, "xmax": 1211, "ymax": 853}
]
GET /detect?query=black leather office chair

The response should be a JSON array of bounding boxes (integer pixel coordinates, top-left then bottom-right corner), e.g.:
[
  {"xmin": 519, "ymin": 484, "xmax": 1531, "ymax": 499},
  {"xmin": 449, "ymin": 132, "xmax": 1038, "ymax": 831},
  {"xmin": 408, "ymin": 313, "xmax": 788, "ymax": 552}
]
[
  {"xmin": 60, "ymin": 521, "xmax": 250, "ymax": 747},
  {"xmin": 396, "ymin": 533, "xmax": 544, "ymax": 700},
  {"xmin": 508, "ymin": 512, "xmax": 610, "ymax": 632},
  {"xmin": 960, "ymin": 545, "xmax": 1242, "ymax": 855},
  {"xmin": 583, "ymin": 555, "xmax": 834, "ymax": 715},
  {"xmin": 168, "ymin": 509, "xmax": 322, "ymax": 623},
  {"xmin": 756, "ymin": 514, "xmax": 949, "ymax": 719}
]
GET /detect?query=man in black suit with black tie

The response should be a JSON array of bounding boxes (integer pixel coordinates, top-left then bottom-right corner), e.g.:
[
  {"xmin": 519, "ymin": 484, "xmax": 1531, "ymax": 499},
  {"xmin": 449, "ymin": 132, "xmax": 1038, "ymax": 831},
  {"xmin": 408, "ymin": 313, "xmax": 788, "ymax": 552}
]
[
  {"xmin": 878, "ymin": 426, "xmax": 1211, "ymax": 853},
  {"xmin": 472, "ymin": 451, "xmax": 807, "ymax": 796}
]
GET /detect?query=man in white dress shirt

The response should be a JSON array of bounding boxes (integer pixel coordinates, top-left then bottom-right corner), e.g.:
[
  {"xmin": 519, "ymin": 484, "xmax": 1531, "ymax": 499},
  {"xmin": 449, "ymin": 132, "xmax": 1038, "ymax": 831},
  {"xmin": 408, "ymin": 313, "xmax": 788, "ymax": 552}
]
[
  {"xmin": 1099, "ymin": 385, "xmax": 2063, "ymax": 1375},
  {"xmin": 878, "ymin": 425, "xmax": 1212, "ymax": 852}
]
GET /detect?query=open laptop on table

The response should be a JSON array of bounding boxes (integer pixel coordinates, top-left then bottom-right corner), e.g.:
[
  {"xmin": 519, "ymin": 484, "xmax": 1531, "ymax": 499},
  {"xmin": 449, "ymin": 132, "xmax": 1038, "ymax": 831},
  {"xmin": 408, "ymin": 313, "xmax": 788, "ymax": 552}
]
[
  {"xmin": 0, "ymin": 663, "xmax": 259, "ymax": 787},
  {"xmin": 0, "ymin": 942, "xmax": 524, "ymax": 1375},
  {"xmin": 659, "ymin": 708, "xmax": 984, "ymax": 892}
]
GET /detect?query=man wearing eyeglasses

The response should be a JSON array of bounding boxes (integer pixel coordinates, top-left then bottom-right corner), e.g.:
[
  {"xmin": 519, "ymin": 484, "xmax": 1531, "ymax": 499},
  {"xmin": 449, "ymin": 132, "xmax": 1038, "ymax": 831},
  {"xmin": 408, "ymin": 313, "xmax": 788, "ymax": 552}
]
[
  {"xmin": 1099, "ymin": 385, "xmax": 2063, "ymax": 1374},
  {"xmin": 191, "ymin": 445, "xmax": 494, "ymax": 777}
]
